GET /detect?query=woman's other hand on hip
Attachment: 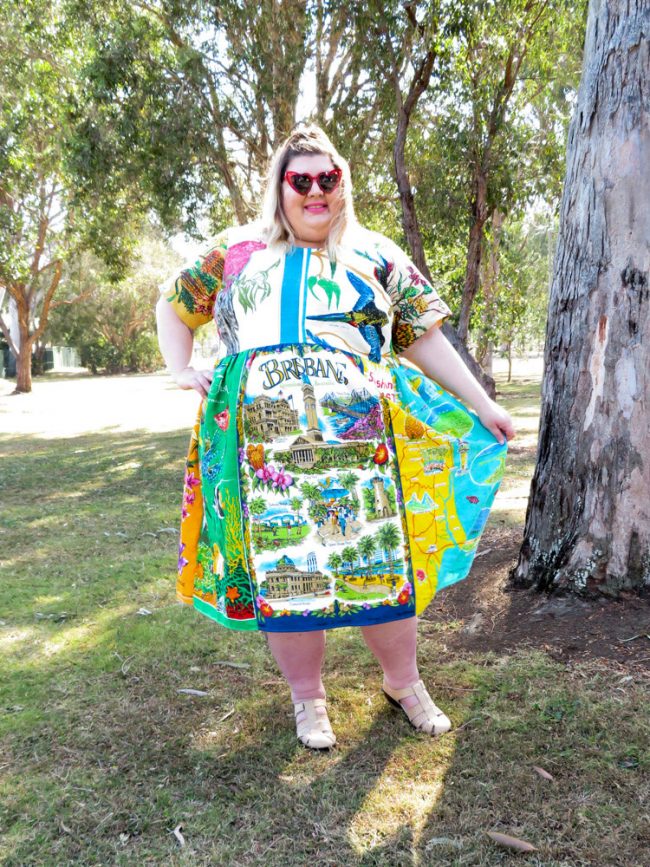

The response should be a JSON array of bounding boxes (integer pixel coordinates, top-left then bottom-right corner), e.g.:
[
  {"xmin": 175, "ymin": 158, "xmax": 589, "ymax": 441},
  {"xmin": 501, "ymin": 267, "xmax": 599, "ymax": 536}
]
[{"xmin": 172, "ymin": 366, "xmax": 214, "ymax": 398}]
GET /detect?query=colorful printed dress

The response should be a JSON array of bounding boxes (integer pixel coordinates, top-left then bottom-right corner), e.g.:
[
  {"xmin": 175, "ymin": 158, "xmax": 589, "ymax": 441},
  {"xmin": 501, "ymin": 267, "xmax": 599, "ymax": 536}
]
[{"xmin": 163, "ymin": 222, "xmax": 506, "ymax": 632}]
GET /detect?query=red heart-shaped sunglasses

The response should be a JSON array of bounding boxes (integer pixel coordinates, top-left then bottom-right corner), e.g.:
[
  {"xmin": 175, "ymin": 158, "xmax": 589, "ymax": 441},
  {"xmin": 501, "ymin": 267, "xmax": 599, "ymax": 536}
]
[{"xmin": 283, "ymin": 168, "xmax": 342, "ymax": 195}]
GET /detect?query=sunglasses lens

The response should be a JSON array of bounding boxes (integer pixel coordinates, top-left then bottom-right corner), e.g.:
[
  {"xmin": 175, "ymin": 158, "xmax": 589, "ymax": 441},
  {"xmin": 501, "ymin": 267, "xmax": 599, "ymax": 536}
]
[
  {"xmin": 290, "ymin": 174, "xmax": 313, "ymax": 194},
  {"xmin": 318, "ymin": 171, "xmax": 340, "ymax": 192}
]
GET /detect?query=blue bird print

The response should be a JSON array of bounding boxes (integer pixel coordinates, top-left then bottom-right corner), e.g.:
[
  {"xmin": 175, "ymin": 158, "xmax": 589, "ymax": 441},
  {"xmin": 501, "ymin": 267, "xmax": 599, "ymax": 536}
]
[
  {"xmin": 306, "ymin": 270, "xmax": 388, "ymax": 362},
  {"xmin": 305, "ymin": 329, "xmax": 366, "ymax": 374}
]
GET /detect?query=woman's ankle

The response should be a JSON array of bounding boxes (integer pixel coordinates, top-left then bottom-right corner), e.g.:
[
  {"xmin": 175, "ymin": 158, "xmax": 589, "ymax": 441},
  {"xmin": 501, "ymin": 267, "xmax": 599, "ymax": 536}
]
[{"xmin": 290, "ymin": 683, "xmax": 326, "ymax": 703}]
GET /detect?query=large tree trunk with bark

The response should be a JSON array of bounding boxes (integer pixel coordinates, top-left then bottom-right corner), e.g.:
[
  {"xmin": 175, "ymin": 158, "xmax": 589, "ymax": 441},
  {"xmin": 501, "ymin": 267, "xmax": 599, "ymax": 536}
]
[{"xmin": 513, "ymin": 0, "xmax": 650, "ymax": 596}]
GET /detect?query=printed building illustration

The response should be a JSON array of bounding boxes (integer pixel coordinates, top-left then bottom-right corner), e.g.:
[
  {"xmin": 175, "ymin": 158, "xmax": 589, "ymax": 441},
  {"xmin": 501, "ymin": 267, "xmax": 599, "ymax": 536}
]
[
  {"xmin": 246, "ymin": 395, "xmax": 299, "ymax": 439},
  {"xmin": 372, "ymin": 476, "xmax": 391, "ymax": 518},
  {"xmin": 264, "ymin": 554, "xmax": 329, "ymax": 599},
  {"xmin": 289, "ymin": 376, "xmax": 329, "ymax": 468},
  {"xmin": 302, "ymin": 377, "xmax": 323, "ymax": 442}
]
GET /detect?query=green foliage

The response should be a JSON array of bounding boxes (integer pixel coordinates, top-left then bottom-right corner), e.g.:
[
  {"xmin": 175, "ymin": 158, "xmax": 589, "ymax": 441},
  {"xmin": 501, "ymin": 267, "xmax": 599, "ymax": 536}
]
[
  {"xmin": 468, "ymin": 209, "xmax": 556, "ymax": 361},
  {"xmin": 48, "ymin": 227, "xmax": 181, "ymax": 374}
]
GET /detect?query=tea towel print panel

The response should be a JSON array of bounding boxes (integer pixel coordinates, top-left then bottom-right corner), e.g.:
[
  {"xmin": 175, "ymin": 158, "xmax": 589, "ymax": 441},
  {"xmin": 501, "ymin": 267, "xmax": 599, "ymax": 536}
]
[{"xmin": 176, "ymin": 342, "xmax": 507, "ymax": 631}]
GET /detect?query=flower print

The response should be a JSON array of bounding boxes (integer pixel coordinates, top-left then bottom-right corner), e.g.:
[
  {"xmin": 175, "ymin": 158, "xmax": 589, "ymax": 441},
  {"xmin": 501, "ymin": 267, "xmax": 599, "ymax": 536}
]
[
  {"xmin": 279, "ymin": 609, "xmax": 291, "ymax": 616},
  {"xmin": 407, "ymin": 265, "xmax": 428, "ymax": 287},
  {"xmin": 181, "ymin": 505, "xmax": 190, "ymax": 520},
  {"xmin": 416, "ymin": 568, "xmax": 426, "ymax": 583},
  {"xmin": 238, "ymin": 447, "xmax": 246, "ymax": 465},
  {"xmin": 194, "ymin": 300, "xmax": 214, "ymax": 317},
  {"xmin": 225, "ymin": 586, "xmax": 241, "ymax": 602},
  {"xmin": 373, "ymin": 443, "xmax": 389, "ymax": 465},
  {"xmin": 382, "ymin": 598, "xmax": 393, "ymax": 606},
  {"xmin": 362, "ymin": 602, "xmax": 372, "ymax": 610},
  {"xmin": 246, "ymin": 443, "xmax": 265, "ymax": 471},
  {"xmin": 177, "ymin": 542, "xmax": 189, "ymax": 573},
  {"xmin": 393, "ymin": 320, "xmax": 416, "ymax": 352},
  {"xmin": 270, "ymin": 465, "xmax": 293, "ymax": 490},
  {"xmin": 214, "ymin": 409, "xmax": 230, "ymax": 430},
  {"xmin": 302, "ymin": 609, "xmax": 311, "ymax": 617},
  {"xmin": 183, "ymin": 489, "xmax": 196, "ymax": 506},
  {"xmin": 259, "ymin": 601, "xmax": 274, "ymax": 617},
  {"xmin": 202, "ymin": 247, "xmax": 226, "ymax": 280},
  {"xmin": 242, "ymin": 503, "xmax": 249, "ymax": 519},
  {"xmin": 184, "ymin": 470, "xmax": 201, "ymax": 489},
  {"xmin": 397, "ymin": 590, "xmax": 410, "ymax": 605},
  {"xmin": 255, "ymin": 464, "xmax": 275, "ymax": 483},
  {"xmin": 414, "ymin": 295, "xmax": 430, "ymax": 314},
  {"xmin": 223, "ymin": 240, "xmax": 266, "ymax": 289}
]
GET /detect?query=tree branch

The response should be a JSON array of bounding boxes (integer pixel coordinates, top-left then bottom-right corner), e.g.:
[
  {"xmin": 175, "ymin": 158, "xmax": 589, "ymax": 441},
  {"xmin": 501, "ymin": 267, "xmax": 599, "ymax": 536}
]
[{"xmin": 0, "ymin": 312, "xmax": 19, "ymax": 358}]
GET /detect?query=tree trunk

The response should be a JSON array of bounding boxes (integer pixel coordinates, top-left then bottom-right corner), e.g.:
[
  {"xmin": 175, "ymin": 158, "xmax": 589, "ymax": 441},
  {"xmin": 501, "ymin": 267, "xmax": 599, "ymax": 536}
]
[
  {"xmin": 512, "ymin": 0, "xmax": 650, "ymax": 596},
  {"xmin": 457, "ymin": 167, "xmax": 489, "ymax": 342},
  {"xmin": 11, "ymin": 290, "xmax": 33, "ymax": 393}
]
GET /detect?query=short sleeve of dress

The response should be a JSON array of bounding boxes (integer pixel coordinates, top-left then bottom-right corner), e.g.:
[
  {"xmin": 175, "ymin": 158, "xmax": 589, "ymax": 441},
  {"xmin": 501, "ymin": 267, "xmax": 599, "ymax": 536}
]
[
  {"xmin": 161, "ymin": 232, "xmax": 228, "ymax": 330},
  {"xmin": 384, "ymin": 239, "xmax": 451, "ymax": 354}
]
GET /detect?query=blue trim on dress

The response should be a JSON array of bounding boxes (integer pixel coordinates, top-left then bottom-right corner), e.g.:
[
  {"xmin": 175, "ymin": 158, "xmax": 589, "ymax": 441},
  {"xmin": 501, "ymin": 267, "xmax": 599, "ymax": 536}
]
[{"xmin": 280, "ymin": 247, "xmax": 305, "ymax": 343}]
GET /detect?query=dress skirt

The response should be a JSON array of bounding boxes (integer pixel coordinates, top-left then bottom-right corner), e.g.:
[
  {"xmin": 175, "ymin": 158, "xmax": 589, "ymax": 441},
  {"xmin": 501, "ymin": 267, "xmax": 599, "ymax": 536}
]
[{"xmin": 176, "ymin": 341, "xmax": 507, "ymax": 632}]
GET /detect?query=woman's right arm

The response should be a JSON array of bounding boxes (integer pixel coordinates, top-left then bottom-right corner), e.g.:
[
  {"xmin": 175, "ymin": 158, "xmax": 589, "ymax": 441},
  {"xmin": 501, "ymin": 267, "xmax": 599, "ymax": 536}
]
[{"xmin": 155, "ymin": 297, "xmax": 214, "ymax": 398}]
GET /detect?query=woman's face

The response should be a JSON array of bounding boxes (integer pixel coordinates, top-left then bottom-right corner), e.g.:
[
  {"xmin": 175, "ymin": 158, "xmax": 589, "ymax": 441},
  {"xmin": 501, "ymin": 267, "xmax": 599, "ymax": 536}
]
[{"xmin": 281, "ymin": 153, "xmax": 343, "ymax": 246}]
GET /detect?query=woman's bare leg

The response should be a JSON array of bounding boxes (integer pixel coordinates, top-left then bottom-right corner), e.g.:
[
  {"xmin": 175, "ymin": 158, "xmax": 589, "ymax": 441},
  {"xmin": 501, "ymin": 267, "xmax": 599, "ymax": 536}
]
[
  {"xmin": 266, "ymin": 630, "xmax": 327, "ymax": 721},
  {"xmin": 360, "ymin": 617, "xmax": 420, "ymax": 709}
]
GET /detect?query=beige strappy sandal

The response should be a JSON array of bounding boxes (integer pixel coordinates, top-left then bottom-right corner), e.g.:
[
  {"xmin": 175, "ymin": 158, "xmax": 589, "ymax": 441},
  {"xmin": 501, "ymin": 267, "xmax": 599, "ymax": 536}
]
[
  {"xmin": 382, "ymin": 679, "xmax": 451, "ymax": 736},
  {"xmin": 293, "ymin": 698, "xmax": 337, "ymax": 750}
]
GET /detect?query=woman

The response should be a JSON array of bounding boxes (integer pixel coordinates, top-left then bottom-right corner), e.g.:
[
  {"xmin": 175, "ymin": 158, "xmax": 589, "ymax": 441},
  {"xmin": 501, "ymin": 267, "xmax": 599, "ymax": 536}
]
[{"xmin": 157, "ymin": 126, "xmax": 514, "ymax": 750}]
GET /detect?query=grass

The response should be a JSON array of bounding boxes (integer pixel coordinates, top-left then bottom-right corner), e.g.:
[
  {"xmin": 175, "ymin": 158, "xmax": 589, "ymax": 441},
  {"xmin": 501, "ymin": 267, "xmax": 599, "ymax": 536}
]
[{"xmin": 1, "ymin": 372, "xmax": 649, "ymax": 866}]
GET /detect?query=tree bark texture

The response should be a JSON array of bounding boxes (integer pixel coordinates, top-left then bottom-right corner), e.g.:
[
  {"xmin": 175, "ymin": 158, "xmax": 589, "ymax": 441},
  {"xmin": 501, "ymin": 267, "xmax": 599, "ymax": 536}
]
[{"xmin": 513, "ymin": 0, "xmax": 650, "ymax": 595}]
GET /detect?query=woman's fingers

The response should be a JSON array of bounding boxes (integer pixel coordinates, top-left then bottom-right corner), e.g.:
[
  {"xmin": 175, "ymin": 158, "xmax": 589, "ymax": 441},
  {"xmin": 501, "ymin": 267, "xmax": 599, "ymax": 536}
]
[
  {"xmin": 172, "ymin": 366, "xmax": 214, "ymax": 397},
  {"xmin": 478, "ymin": 402, "xmax": 516, "ymax": 444}
]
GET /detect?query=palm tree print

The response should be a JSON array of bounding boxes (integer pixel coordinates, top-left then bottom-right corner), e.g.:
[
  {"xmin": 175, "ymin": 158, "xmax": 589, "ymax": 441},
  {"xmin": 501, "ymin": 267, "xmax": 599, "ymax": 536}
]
[
  {"xmin": 357, "ymin": 535, "xmax": 377, "ymax": 584},
  {"xmin": 376, "ymin": 523, "xmax": 401, "ymax": 588},
  {"xmin": 326, "ymin": 551, "xmax": 342, "ymax": 580},
  {"xmin": 341, "ymin": 545, "xmax": 358, "ymax": 576}
]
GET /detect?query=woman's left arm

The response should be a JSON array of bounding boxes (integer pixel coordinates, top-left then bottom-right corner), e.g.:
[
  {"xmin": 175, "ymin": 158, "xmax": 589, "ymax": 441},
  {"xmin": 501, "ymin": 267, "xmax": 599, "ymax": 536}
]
[{"xmin": 400, "ymin": 325, "xmax": 515, "ymax": 444}]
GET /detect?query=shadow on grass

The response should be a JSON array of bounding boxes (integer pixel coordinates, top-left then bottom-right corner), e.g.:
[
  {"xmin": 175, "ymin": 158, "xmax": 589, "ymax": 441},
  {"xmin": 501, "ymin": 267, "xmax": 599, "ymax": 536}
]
[
  {"xmin": 2, "ymin": 419, "xmax": 648, "ymax": 866},
  {"xmin": 4, "ymin": 617, "xmax": 647, "ymax": 866}
]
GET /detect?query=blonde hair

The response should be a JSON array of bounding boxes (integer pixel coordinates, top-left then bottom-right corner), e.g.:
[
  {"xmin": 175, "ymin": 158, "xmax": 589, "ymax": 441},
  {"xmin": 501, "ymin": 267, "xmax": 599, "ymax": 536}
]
[{"xmin": 260, "ymin": 125, "xmax": 356, "ymax": 260}]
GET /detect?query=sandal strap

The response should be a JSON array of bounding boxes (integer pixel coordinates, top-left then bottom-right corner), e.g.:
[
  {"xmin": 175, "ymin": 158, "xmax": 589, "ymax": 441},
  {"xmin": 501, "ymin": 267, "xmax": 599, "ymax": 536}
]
[
  {"xmin": 383, "ymin": 679, "xmax": 451, "ymax": 735},
  {"xmin": 294, "ymin": 698, "xmax": 336, "ymax": 747}
]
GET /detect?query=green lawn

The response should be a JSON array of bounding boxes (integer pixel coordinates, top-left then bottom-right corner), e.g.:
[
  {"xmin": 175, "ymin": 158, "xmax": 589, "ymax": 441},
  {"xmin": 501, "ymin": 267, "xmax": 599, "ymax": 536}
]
[
  {"xmin": 252, "ymin": 522, "xmax": 310, "ymax": 551},
  {"xmin": 0, "ymin": 372, "xmax": 648, "ymax": 866}
]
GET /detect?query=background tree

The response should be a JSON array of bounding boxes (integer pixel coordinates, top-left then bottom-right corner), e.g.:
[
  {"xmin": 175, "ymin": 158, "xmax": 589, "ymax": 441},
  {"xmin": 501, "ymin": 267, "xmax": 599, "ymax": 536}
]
[
  {"xmin": 48, "ymin": 229, "xmax": 181, "ymax": 374},
  {"xmin": 512, "ymin": 0, "xmax": 650, "ymax": 596},
  {"xmin": 68, "ymin": 0, "xmax": 585, "ymax": 388},
  {"xmin": 0, "ymin": 1, "xmax": 144, "ymax": 392},
  {"xmin": 344, "ymin": 0, "xmax": 584, "ymax": 388}
]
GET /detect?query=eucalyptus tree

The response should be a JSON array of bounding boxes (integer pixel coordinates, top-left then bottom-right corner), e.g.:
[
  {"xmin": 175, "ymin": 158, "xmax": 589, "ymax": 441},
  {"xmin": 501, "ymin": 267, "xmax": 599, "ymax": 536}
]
[
  {"xmin": 513, "ymin": 0, "xmax": 650, "ymax": 596},
  {"xmin": 67, "ymin": 0, "xmax": 584, "ymax": 383},
  {"xmin": 351, "ymin": 0, "xmax": 584, "ymax": 390},
  {"xmin": 70, "ymin": 0, "xmax": 398, "ymax": 233}
]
